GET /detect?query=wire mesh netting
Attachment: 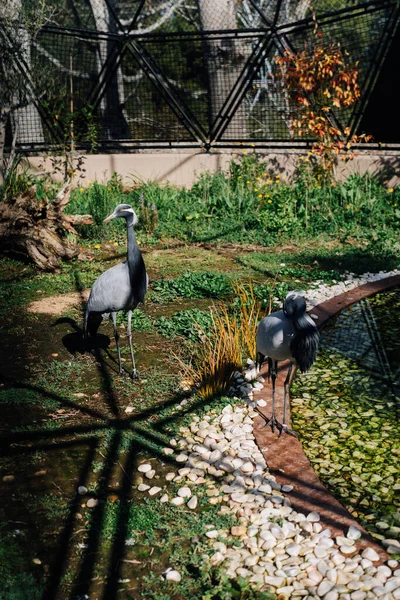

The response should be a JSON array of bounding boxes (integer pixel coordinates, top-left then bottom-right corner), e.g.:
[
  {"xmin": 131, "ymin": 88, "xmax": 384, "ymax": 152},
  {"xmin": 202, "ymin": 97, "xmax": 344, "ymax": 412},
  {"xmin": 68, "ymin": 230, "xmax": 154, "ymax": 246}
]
[{"xmin": 1, "ymin": 0, "xmax": 399, "ymax": 151}]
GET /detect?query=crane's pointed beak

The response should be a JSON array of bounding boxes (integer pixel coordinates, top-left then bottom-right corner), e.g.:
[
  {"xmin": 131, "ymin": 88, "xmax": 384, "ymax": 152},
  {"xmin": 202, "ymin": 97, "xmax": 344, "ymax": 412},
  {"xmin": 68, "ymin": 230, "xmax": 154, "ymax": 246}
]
[{"xmin": 104, "ymin": 212, "xmax": 116, "ymax": 223}]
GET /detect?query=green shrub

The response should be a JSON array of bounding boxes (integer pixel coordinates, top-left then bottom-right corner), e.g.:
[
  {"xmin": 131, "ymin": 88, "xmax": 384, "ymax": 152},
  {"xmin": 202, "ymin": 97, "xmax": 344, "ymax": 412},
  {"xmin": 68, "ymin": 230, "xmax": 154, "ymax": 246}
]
[
  {"xmin": 155, "ymin": 309, "xmax": 214, "ymax": 341},
  {"xmin": 151, "ymin": 271, "xmax": 233, "ymax": 301}
]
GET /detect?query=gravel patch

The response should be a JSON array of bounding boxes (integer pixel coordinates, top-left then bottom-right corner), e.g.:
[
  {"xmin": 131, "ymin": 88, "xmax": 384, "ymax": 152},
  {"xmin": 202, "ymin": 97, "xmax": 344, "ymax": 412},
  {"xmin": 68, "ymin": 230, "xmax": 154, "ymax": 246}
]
[{"xmin": 134, "ymin": 271, "xmax": 400, "ymax": 596}]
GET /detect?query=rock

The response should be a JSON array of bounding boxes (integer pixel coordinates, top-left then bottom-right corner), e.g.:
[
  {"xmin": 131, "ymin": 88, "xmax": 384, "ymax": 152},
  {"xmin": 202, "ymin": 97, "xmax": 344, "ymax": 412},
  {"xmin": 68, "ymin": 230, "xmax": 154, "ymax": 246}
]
[
  {"xmin": 165, "ymin": 472, "xmax": 175, "ymax": 481},
  {"xmin": 282, "ymin": 484, "xmax": 293, "ymax": 492},
  {"xmin": 210, "ymin": 551, "xmax": 224, "ymax": 565},
  {"xmin": 32, "ymin": 558, "xmax": 42, "ymax": 565},
  {"xmin": 209, "ymin": 449, "xmax": 223, "ymax": 462},
  {"xmin": 361, "ymin": 547, "xmax": 380, "ymax": 562},
  {"xmin": 137, "ymin": 463, "xmax": 152, "ymax": 473},
  {"xmin": 347, "ymin": 526, "xmax": 362, "ymax": 540},
  {"xmin": 160, "ymin": 494, "xmax": 169, "ymax": 503},
  {"xmin": 148, "ymin": 486, "xmax": 162, "ymax": 496},
  {"xmin": 350, "ymin": 591, "xmax": 367, "ymax": 600},
  {"xmin": 138, "ymin": 484, "xmax": 150, "ymax": 492},
  {"xmin": 86, "ymin": 498, "xmax": 99, "ymax": 508},
  {"xmin": 163, "ymin": 448, "xmax": 174, "ymax": 455},
  {"xmin": 240, "ymin": 461, "xmax": 254, "ymax": 474},
  {"xmin": 145, "ymin": 469, "xmax": 156, "ymax": 479},
  {"xmin": 336, "ymin": 536, "xmax": 355, "ymax": 547},
  {"xmin": 205, "ymin": 530, "xmax": 219, "ymax": 539},
  {"xmin": 316, "ymin": 579, "xmax": 334, "ymax": 597},
  {"xmin": 178, "ymin": 487, "xmax": 191, "ymax": 498},
  {"xmin": 231, "ymin": 525, "xmax": 247, "ymax": 536},
  {"xmin": 77, "ymin": 486, "xmax": 88, "ymax": 495},
  {"xmin": 264, "ymin": 576, "xmax": 285, "ymax": 588},
  {"xmin": 187, "ymin": 496, "xmax": 198, "ymax": 510},
  {"xmin": 307, "ymin": 511, "xmax": 320, "ymax": 522},
  {"xmin": 175, "ymin": 454, "xmax": 188, "ymax": 463},
  {"xmin": 170, "ymin": 497, "xmax": 184, "ymax": 506},
  {"xmin": 286, "ymin": 543, "xmax": 301, "ymax": 557},
  {"xmin": 2, "ymin": 475, "xmax": 14, "ymax": 483},
  {"xmin": 324, "ymin": 591, "xmax": 339, "ymax": 600},
  {"xmin": 340, "ymin": 545, "xmax": 356, "ymax": 555},
  {"xmin": 164, "ymin": 569, "xmax": 181, "ymax": 582}
]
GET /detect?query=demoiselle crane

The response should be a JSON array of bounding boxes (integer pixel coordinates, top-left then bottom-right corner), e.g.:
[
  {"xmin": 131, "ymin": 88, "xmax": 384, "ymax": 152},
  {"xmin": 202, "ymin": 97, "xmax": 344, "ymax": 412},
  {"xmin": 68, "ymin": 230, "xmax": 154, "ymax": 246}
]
[
  {"xmin": 84, "ymin": 204, "xmax": 148, "ymax": 379},
  {"xmin": 256, "ymin": 292, "xmax": 320, "ymax": 437}
]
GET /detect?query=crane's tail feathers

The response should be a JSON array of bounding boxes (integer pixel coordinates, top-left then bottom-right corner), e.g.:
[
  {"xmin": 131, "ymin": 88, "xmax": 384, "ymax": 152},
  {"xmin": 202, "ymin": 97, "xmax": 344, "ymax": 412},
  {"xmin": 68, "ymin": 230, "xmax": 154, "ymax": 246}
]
[
  {"xmin": 290, "ymin": 325, "xmax": 320, "ymax": 372},
  {"xmin": 84, "ymin": 312, "xmax": 103, "ymax": 339}
]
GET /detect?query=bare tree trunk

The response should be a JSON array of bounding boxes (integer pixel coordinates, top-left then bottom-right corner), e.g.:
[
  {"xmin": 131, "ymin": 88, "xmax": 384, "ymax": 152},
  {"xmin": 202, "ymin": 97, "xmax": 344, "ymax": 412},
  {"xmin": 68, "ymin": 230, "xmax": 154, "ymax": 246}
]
[
  {"xmin": 0, "ymin": 183, "xmax": 93, "ymax": 270},
  {"xmin": 7, "ymin": 0, "xmax": 45, "ymax": 146},
  {"xmin": 0, "ymin": 109, "xmax": 10, "ymax": 186},
  {"xmin": 89, "ymin": 0, "xmax": 130, "ymax": 139},
  {"xmin": 198, "ymin": 0, "xmax": 249, "ymax": 139}
]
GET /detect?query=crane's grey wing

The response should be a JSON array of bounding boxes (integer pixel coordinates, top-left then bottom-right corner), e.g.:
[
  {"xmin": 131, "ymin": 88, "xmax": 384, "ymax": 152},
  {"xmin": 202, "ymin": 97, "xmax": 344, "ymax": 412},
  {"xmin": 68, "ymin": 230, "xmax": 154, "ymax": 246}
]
[
  {"xmin": 290, "ymin": 314, "xmax": 320, "ymax": 372},
  {"xmin": 256, "ymin": 310, "xmax": 295, "ymax": 362},
  {"xmin": 87, "ymin": 262, "xmax": 132, "ymax": 314}
]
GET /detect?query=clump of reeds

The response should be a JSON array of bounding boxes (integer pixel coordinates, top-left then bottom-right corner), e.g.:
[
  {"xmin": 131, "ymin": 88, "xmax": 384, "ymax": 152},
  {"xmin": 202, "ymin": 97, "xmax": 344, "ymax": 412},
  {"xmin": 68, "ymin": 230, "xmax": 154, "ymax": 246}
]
[{"xmin": 176, "ymin": 283, "xmax": 264, "ymax": 399}]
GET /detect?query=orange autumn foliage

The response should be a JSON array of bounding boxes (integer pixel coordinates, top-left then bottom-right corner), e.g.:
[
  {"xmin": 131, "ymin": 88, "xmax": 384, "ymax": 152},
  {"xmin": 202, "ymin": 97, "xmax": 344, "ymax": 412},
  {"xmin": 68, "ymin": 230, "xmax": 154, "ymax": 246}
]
[{"xmin": 275, "ymin": 34, "xmax": 371, "ymax": 179}]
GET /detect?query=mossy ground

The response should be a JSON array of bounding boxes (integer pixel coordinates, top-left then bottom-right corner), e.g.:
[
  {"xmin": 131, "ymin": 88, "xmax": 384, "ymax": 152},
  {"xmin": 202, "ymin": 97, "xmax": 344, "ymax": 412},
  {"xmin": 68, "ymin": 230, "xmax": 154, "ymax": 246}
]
[{"xmin": 1, "ymin": 235, "xmax": 399, "ymax": 598}]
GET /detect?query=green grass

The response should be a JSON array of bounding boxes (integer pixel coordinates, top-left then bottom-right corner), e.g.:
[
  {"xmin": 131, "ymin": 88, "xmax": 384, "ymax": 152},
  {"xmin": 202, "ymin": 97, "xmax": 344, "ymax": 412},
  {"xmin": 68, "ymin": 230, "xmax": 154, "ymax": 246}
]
[
  {"xmin": 155, "ymin": 308, "xmax": 214, "ymax": 342},
  {"xmin": 65, "ymin": 157, "xmax": 400, "ymax": 249},
  {"xmin": 1, "ymin": 155, "xmax": 399, "ymax": 599},
  {"xmin": 150, "ymin": 271, "xmax": 233, "ymax": 302}
]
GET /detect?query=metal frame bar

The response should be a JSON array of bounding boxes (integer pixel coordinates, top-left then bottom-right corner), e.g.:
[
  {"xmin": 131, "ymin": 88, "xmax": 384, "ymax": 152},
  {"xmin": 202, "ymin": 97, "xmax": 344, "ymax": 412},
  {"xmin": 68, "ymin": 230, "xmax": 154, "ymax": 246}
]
[
  {"xmin": 348, "ymin": 3, "xmax": 400, "ymax": 138},
  {"xmin": 3, "ymin": 0, "xmax": 399, "ymax": 153},
  {"xmin": 124, "ymin": 39, "xmax": 207, "ymax": 144}
]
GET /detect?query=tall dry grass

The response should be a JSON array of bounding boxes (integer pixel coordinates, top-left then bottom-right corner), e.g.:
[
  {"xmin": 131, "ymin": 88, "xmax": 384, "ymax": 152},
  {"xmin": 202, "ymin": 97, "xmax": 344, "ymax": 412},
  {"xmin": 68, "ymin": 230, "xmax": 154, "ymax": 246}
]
[{"xmin": 176, "ymin": 283, "xmax": 263, "ymax": 399}]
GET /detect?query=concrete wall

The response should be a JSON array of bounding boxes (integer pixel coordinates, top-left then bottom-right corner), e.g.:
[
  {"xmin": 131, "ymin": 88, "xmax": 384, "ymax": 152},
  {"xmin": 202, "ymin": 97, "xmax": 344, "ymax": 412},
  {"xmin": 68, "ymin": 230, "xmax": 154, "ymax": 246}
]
[{"xmin": 28, "ymin": 149, "xmax": 400, "ymax": 188}]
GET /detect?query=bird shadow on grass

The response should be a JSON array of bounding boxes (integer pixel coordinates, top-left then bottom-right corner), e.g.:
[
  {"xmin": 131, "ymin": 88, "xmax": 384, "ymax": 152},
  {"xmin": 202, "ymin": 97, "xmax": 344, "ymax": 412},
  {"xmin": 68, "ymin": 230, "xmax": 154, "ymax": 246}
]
[
  {"xmin": 1, "ymin": 268, "xmax": 221, "ymax": 598},
  {"xmin": 0, "ymin": 364, "xmax": 212, "ymax": 600}
]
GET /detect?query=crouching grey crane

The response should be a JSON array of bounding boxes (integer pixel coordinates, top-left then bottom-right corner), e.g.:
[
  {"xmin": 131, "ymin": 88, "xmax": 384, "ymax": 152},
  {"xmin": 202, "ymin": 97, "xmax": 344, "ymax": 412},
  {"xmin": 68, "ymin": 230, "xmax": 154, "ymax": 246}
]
[
  {"xmin": 84, "ymin": 204, "xmax": 148, "ymax": 379},
  {"xmin": 256, "ymin": 291, "xmax": 319, "ymax": 437}
]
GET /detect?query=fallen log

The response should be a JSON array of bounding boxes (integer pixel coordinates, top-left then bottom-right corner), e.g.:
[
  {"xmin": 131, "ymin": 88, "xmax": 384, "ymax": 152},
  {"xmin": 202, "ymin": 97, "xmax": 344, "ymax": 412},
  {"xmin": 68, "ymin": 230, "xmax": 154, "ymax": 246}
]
[{"xmin": 0, "ymin": 182, "xmax": 93, "ymax": 270}]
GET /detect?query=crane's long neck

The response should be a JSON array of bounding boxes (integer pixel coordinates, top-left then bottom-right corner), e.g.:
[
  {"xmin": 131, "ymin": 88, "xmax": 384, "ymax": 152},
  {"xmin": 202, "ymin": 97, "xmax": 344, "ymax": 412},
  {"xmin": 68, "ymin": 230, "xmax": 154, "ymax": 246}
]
[
  {"xmin": 126, "ymin": 219, "xmax": 147, "ymax": 304},
  {"xmin": 126, "ymin": 221, "xmax": 141, "ymax": 266}
]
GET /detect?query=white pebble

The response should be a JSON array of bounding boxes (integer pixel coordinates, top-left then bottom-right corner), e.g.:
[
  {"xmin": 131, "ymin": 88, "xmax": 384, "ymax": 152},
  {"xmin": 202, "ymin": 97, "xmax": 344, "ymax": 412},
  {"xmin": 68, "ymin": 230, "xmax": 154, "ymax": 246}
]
[
  {"xmin": 175, "ymin": 454, "xmax": 188, "ymax": 463},
  {"xmin": 164, "ymin": 569, "xmax": 181, "ymax": 582},
  {"xmin": 138, "ymin": 484, "xmax": 150, "ymax": 492},
  {"xmin": 187, "ymin": 496, "xmax": 198, "ymax": 510},
  {"xmin": 170, "ymin": 497, "xmax": 184, "ymax": 506},
  {"xmin": 307, "ymin": 511, "xmax": 320, "ymax": 522},
  {"xmin": 138, "ymin": 463, "xmax": 152, "ymax": 473},
  {"xmin": 347, "ymin": 526, "xmax": 362, "ymax": 540},
  {"xmin": 361, "ymin": 547, "xmax": 380, "ymax": 562},
  {"xmin": 177, "ymin": 487, "xmax": 191, "ymax": 498}
]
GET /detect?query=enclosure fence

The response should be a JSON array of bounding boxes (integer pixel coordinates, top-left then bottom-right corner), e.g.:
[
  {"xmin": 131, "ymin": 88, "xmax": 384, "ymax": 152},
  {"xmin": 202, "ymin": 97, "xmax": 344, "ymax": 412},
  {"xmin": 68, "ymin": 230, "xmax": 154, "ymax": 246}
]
[{"xmin": 2, "ymin": 0, "xmax": 400, "ymax": 153}]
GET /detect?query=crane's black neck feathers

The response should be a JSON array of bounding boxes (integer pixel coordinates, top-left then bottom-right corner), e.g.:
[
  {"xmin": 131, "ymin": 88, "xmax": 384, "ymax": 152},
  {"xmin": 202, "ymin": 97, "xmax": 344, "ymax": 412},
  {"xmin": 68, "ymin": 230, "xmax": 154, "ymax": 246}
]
[{"xmin": 126, "ymin": 220, "xmax": 147, "ymax": 305}]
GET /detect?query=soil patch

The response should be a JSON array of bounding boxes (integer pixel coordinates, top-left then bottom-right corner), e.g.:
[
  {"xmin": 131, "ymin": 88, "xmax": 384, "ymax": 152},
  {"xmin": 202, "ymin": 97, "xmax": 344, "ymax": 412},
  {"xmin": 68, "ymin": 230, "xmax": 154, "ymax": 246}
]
[{"xmin": 27, "ymin": 291, "xmax": 90, "ymax": 315}]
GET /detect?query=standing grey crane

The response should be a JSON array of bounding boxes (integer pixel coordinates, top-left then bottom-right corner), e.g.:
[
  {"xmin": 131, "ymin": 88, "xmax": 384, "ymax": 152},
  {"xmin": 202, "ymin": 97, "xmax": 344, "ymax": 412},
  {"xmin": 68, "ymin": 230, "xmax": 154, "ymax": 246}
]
[
  {"xmin": 84, "ymin": 204, "xmax": 148, "ymax": 379},
  {"xmin": 256, "ymin": 291, "xmax": 320, "ymax": 437}
]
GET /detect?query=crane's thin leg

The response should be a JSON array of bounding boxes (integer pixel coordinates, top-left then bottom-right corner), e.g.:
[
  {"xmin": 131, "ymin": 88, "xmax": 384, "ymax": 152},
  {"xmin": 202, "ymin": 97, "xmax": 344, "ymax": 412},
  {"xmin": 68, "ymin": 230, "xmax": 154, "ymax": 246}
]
[
  {"xmin": 270, "ymin": 360, "xmax": 282, "ymax": 434},
  {"xmin": 111, "ymin": 312, "xmax": 123, "ymax": 375},
  {"xmin": 127, "ymin": 310, "xmax": 138, "ymax": 380},
  {"xmin": 255, "ymin": 359, "xmax": 280, "ymax": 434},
  {"xmin": 279, "ymin": 363, "xmax": 297, "ymax": 438}
]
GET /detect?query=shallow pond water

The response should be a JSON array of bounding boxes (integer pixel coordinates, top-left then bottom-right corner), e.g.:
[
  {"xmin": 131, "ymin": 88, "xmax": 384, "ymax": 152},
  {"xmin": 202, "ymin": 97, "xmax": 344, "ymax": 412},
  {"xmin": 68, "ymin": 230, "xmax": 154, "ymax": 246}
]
[{"xmin": 291, "ymin": 287, "xmax": 400, "ymax": 543}]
